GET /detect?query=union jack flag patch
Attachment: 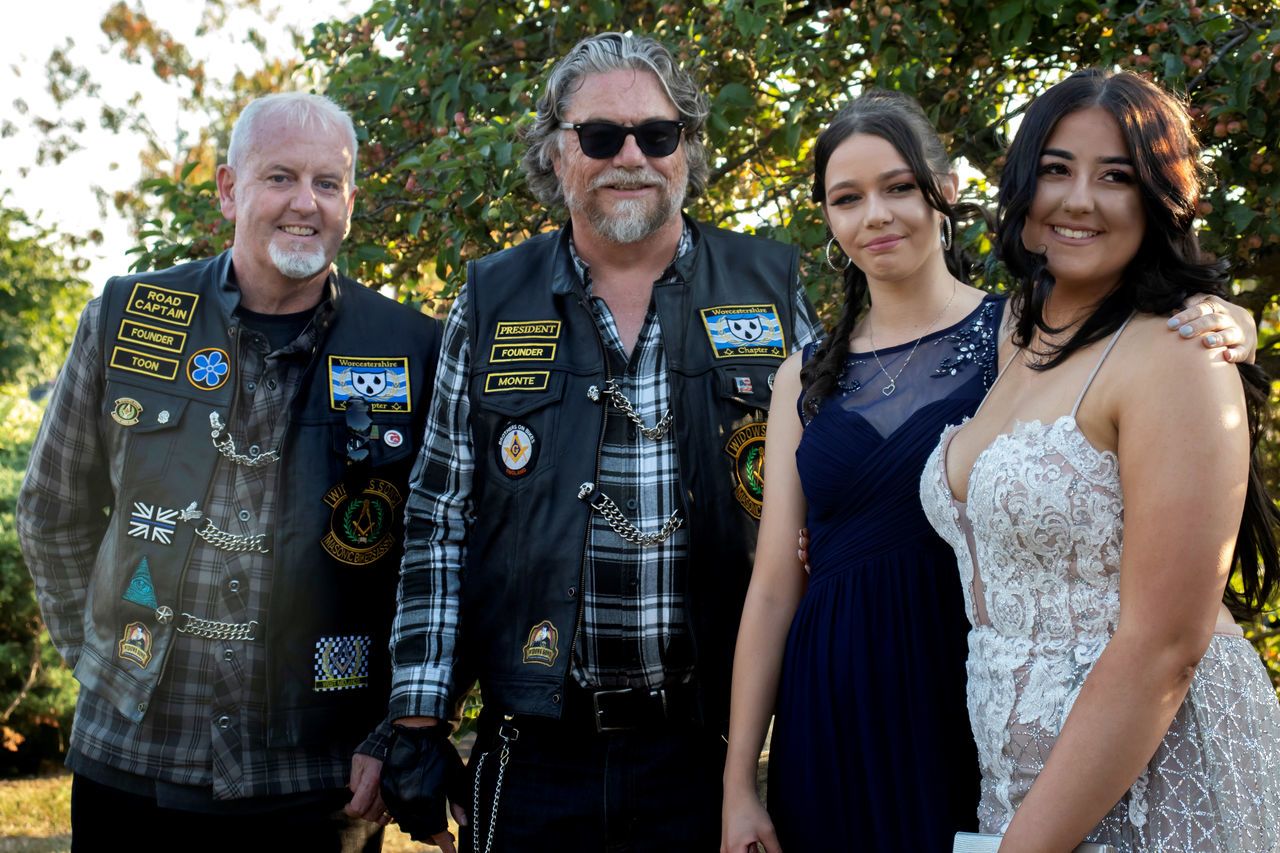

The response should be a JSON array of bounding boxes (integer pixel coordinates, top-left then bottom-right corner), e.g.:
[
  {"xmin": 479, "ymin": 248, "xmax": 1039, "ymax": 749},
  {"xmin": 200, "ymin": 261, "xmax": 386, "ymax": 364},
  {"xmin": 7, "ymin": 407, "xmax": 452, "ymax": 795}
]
[{"xmin": 128, "ymin": 501, "xmax": 179, "ymax": 545}]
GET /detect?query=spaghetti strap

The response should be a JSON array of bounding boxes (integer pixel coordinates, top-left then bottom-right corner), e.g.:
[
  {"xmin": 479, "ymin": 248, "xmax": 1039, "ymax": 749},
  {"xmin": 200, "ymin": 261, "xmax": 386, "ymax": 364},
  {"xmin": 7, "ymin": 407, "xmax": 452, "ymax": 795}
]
[
  {"xmin": 970, "ymin": 331, "xmax": 1016, "ymax": 420},
  {"xmin": 1070, "ymin": 314, "xmax": 1135, "ymax": 417}
]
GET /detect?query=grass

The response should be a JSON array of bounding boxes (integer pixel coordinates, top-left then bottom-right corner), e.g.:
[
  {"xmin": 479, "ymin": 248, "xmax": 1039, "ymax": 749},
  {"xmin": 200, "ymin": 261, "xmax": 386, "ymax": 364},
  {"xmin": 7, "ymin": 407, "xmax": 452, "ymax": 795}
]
[{"xmin": 0, "ymin": 772, "xmax": 451, "ymax": 852}]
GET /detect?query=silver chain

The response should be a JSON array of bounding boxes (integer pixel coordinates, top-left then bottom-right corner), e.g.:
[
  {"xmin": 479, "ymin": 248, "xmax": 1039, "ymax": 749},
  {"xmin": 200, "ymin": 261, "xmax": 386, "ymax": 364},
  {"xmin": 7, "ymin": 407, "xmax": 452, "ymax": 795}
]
[
  {"xmin": 176, "ymin": 614, "xmax": 258, "ymax": 641},
  {"xmin": 867, "ymin": 279, "xmax": 958, "ymax": 397},
  {"xmin": 178, "ymin": 501, "xmax": 270, "ymax": 553},
  {"xmin": 472, "ymin": 721, "xmax": 517, "ymax": 853},
  {"xmin": 577, "ymin": 482, "xmax": 683, "ymax": 546},
  {"xmin": 209, "ymin": 412, "xmax": 280, "ymax": 467},
  {"xmin": 587, "ymin": 380, "xmax": 673, "ymax": 441}
]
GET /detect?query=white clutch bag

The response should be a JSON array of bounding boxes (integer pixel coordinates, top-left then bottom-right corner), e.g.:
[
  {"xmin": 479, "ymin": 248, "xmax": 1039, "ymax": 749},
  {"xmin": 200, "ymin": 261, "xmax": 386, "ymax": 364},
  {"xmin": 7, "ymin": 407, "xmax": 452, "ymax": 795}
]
[{"xmin": 954, "ymin": 833, "xmax": 1117, "ymax": 853}]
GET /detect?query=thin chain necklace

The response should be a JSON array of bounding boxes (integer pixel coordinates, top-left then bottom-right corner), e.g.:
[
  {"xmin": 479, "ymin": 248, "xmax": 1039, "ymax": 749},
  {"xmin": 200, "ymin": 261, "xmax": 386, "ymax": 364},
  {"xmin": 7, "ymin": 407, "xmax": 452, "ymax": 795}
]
[{"xmin": 866, "ymin": 279, "xmax": 958, "ymax": 397}]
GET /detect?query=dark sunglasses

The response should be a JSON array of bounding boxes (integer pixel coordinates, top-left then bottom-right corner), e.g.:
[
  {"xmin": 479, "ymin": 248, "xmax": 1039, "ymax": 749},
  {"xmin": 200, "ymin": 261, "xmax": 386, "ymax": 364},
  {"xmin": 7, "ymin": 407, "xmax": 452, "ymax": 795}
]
[{"xmin": 558, "ymin": 120, "xmax": 686, "ymax": 159}]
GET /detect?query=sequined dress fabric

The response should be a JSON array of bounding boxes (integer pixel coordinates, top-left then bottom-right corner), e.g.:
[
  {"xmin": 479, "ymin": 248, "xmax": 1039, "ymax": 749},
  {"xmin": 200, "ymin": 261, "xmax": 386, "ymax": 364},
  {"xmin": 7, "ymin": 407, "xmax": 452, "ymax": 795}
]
[{"xmin": 920, "ymin": 340, "xmax": 1280, "ymax": 851}]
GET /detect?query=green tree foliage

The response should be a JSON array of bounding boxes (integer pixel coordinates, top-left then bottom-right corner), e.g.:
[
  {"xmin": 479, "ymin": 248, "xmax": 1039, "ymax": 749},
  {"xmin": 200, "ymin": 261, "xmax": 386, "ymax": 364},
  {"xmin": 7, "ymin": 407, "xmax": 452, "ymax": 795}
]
[{"xmin": 0, "ymin": 205, "xmax": 92, "ymax": 386}]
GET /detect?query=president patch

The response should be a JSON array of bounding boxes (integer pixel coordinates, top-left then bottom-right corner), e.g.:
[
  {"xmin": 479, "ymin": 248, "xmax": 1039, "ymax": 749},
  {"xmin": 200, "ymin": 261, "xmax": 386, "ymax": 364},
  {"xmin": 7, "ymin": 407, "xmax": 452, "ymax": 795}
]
[
  {"xmin": 314, "ymin": 635, "xmax": 370, "ymax": 691},
  {"xmin": 494, "ymin": 320, "xmax": 561, "ymax": 340},
  {"xmin": 125, "ymin": 282, "xmax": 199, "ymax": 327},
  {"xmin": 328, "ymin": 356, "xmax": 412, "ymax": 413},
  {"xmin": 700, "ymin": 304, "xmax": 786, "ymax": 359},
  {"xmin": 321, "ymin": 477, "xmax": 404, "ymax": 565},
  {"xmin": 726, "ymin": 422, "xmax": 768, "ymax": 519}
]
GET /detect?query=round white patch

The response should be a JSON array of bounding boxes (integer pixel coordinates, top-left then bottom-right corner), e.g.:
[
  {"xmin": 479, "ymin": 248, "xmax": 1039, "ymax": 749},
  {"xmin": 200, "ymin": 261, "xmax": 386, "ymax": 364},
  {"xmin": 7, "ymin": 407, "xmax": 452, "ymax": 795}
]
[
  {"xmin": 383, "ymin": 429, "xmax": 404, "ymax": 448},
  {"xmin": 499, "ymin": 423, "xmax": 536, "ymax": 477}
]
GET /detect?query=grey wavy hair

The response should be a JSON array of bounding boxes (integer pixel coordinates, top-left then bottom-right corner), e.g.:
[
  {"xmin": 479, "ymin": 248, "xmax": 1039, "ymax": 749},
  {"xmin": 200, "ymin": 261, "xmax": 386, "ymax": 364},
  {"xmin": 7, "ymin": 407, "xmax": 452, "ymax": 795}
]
[
  {"xmin": 520, "ymin": 32, "xmax": 710, "ymax": 208},
  {"xmin": 227, "ymin": 92, "xmax": 358, "ymax": 183}
]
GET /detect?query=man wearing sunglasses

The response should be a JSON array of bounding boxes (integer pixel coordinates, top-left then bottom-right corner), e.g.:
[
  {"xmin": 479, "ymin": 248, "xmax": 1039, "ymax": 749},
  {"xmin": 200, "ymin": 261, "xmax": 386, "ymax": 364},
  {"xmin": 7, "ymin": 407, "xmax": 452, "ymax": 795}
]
[
  {"xmin": 18, "ymin": 93, "xmax": 442, "ymax": 849},
  {"xmin": 383, "ymin": 32, "xmax": 821, "ymax": 850}
]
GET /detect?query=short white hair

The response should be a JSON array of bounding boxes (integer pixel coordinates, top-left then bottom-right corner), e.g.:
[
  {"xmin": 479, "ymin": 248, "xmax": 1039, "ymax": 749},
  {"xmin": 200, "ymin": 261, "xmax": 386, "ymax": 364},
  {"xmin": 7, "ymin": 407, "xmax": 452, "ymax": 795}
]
[{"xmin": 226, "ymin": 92, "xmax": 358, "ymax": 182}]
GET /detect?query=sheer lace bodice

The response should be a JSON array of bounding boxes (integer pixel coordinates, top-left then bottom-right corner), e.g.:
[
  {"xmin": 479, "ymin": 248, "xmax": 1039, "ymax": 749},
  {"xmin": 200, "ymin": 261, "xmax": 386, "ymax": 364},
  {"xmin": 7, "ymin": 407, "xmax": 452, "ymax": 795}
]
[{"xmin": 919, "ymin": 324, "xmax": 1280, "ymax": 852}]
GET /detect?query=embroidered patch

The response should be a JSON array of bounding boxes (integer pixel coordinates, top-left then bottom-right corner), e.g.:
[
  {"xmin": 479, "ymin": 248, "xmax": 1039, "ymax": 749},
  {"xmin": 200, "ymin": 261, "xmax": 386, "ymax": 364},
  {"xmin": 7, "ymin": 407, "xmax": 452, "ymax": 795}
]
[
  {"xmin": 494, "ymin": 320, "xmax": 561, "ymax": 341},
  {"xmin": 110, "ymin": 345, "xmax": 181, "ymax": 381},
  {"xmin": 700, "ymin": 304, "xmax": 786, "ymax": 359},
  {"xmin": 321, "ymin": 477, "xmax": 404, "ymax": 565},
  {"xmin": 118, "ymin": 622, "xmax": 153, "ymax": 668},
  {"xmin": 122, "ymin": 556, "xmax": 159, "ymax": 610},
  {"xmin": 314, "ymin": 635, "xmax": 370, "ymax": 691},
  {"xmin": 328, "ymin": 356, "xmax": 412, "ymax": 413},
  {"xmin": 111, "ymin": 397, "xmax": 144, "ymax": 426},
  {"xmin": 735, "ymin": 376, "xmax": 754, "ymax": 395},
  {"xmin": 725, "ymin": 422, "xmax": 768, "ymax": 519},
  {"xmin": 483, "ymin": 371, "xmax": 550, "ymax": 394},
  {"xmin": 186, "ymin": 348, "xmax": 230, "ymax": 390},
  {"xmin": 490, "ymin": 342, "xmax": 557, "ymax": 363},
  {"xmin": 522, "ymin": 620, "xmax": 559, "ymax": 666},
  {"xmin": 125, "ymin": 282, "xmax": 200, "ymax": 327},
  {"xmin": 497, "ymin": 423, "xmax": 537, "ymax": 478},
  {"xmin": 128, "ymin": 501, "xmax": 179, "ymax": 545},
  {"xmin": 383, "ymin": 429, "xmax": 404, "ymax": 448},
  {"xmin": 116, "ymin": 318, "xmax": 187, "ymax": 354}
]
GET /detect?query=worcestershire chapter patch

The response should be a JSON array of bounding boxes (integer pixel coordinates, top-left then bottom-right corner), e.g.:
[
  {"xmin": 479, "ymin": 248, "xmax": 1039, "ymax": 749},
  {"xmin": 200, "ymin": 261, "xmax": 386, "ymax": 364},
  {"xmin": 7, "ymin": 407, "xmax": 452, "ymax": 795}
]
[
  {"xmin": 321, "ymin": 478, "xmax": 404, "ymax": 565},
  {"xmin": 700, "ymin": 304, "xmax": 786, "ymax": 359},
  {"xmin": 328, "ymin": 356, "xmax": 412, "ymax": 412},
  {"xmin": 314, "ymin": 635, "xmax": 370, "ymax": 691},
  {"xmin": 725, "ymin": 422, "xmax": 768, "ymax": 519}
]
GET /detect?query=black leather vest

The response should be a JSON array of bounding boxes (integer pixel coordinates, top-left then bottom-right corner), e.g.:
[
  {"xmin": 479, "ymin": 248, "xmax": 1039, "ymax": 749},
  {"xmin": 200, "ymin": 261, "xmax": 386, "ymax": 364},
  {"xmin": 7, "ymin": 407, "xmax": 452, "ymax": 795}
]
[
  {"xmin": 82, "ymin": 252, "xmax": 440, "ymax": 747},
  {"xmin": 462, "ymin": 219, "xmax": 802, "ymax": 725}
]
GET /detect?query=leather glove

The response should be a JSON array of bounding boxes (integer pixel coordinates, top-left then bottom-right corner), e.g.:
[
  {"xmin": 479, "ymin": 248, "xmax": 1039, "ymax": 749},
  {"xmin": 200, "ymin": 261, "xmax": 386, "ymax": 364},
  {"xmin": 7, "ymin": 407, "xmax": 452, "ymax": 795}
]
[{"xmin": 380, "ymin": 723, "xmax": 465, "ymax": 841}]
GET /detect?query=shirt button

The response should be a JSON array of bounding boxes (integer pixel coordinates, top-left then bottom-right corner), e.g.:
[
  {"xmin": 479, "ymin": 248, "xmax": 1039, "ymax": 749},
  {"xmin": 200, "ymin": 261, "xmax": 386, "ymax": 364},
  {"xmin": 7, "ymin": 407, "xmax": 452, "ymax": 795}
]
[
  {"xmin": 223, "ymin": 649, "xmax": 235, "ymax": 662},
  {"xmin": 248, "ymin": 444, "xmax": 261, "ymax": 456},
  {"xmin": 238, "ymin": 509, "xmax": 251, "ymax": 522},
  {"xmin": 228, "ymin": 579, "xmax": 241, "ymax": 592},
  {"xmin": 216, "ymin": 714, "xmax": 231, "ymax": 729},
  {"xmin": 245, "ymin": 381, "xmax": 257, "ymax": 392},
  {"xmin": 626, "ymin": 498, "xmax": 638, "ymax": 510},
  {"xmin": 266, "ymin": 379, "xmax": 278, "ymax": 390},
  {"xmin": 137, "ymin": 702, "xmax": 148, "ymax": 714}
]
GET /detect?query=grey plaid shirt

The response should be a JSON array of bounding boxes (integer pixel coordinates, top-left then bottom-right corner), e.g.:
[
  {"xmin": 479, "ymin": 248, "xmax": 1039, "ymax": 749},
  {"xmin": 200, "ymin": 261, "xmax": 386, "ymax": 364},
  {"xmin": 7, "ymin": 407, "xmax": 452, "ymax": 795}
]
[
  {"xmin": 19, "ymin": 277, "xmax": 385, "ymax": 803},
  {"xmin": 389, "ymin": 224, "xmax": 820, "ymax": 719}
]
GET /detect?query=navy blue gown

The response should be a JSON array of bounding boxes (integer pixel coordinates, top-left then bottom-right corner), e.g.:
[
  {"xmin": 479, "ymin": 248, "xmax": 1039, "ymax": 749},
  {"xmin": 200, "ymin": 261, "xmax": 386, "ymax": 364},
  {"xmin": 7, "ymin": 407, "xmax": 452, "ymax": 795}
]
[{"xmin": 767, "ymin": 296, "xmax": 1003, "ymax": 852}]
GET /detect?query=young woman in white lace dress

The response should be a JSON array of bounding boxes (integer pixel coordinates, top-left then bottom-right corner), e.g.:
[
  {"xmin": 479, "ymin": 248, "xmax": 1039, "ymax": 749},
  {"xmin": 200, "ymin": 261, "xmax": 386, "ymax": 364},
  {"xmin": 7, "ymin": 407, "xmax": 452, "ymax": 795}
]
[{"xmin": 921, "ymin": 69, "xmax": 1280, "ymax": 852}]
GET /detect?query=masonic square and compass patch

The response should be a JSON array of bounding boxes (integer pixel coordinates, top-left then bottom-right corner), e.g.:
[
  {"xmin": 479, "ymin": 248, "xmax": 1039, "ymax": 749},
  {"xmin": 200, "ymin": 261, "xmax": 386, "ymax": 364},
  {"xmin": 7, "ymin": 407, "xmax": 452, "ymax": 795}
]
[{"xmin": 314, "ymin": 635, "xmax": 370, "ymax": 691}]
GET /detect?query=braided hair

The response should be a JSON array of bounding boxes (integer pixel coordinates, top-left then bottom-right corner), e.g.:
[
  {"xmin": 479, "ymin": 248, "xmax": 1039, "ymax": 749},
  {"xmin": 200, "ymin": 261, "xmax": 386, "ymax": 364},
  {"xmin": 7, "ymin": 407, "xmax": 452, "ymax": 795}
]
[{"xmin": 800, "ymin": 90, "xmax": 972, "ymax": 420}]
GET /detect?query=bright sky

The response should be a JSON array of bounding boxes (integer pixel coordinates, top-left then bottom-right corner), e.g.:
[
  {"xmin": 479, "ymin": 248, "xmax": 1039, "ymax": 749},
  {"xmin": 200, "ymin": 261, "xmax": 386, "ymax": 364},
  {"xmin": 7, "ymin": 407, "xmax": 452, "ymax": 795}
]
[{"xmin": 0, "ymin": 0, "xmax": 356, "ymax": 289}]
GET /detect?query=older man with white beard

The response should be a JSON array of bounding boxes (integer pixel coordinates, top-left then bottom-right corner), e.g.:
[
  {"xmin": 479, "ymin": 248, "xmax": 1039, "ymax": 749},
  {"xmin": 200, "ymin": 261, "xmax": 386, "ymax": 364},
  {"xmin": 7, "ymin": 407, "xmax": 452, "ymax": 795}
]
[
  {"xmin": 380, "ymin": 32, "xmax": 821, "ymax": 852},
  {"xmin": 18, "ymin": 92, "xmax": 441, "ymax": 850}
]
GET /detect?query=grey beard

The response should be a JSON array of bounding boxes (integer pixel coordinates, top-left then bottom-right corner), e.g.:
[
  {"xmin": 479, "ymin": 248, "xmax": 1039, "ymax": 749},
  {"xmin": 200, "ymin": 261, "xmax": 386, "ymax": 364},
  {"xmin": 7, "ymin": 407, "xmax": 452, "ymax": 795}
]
[
  {"xmin": 590, "ymin": 193, "xmax": 683, "ymax": 244},
  {"xmin": 268, "ymin": 243, "xmax": 328, "ymax": 279}
]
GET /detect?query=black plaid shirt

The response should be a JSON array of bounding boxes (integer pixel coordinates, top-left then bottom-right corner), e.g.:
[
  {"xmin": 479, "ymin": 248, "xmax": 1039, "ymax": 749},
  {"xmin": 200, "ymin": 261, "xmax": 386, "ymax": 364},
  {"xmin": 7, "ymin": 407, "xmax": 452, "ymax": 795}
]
[
  {"xmin": 389, "ymin": 224, "xmax": 820, "ymax": 718},
  {"xmin": 19, "ymin": 277, "xmax": 388, "ymax": 804}
]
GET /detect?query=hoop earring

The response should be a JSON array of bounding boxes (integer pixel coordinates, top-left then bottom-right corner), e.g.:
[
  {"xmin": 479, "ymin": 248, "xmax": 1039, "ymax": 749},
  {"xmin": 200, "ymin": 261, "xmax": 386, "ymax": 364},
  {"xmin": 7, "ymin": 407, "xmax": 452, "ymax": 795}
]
[
  {"xmin": 826, "ymin": 236, "xmax": 851, "ymax": 271},
  {"xmin": 939, "ymin": 217, "xmax": 954, "ymax": 251}
]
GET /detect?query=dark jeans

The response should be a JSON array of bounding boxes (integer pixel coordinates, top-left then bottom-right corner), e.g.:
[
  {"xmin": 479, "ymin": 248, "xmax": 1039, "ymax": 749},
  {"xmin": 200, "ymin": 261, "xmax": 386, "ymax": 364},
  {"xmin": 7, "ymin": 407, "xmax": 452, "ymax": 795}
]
[
  {"xmin": 461, "ymin": 713, "xmax": 725, "ymax": 853},
  {"xmin": 70, "ymin": 773, "xmax": 383, "ymax": 853}
]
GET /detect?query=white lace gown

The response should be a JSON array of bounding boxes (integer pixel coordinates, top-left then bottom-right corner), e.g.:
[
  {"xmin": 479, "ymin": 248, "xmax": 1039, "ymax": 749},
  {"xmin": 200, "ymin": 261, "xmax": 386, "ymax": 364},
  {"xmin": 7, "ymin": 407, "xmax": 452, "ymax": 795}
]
[{"xmin": 919, "ymin": 338, "xmax": 1280, "ymax": 852}]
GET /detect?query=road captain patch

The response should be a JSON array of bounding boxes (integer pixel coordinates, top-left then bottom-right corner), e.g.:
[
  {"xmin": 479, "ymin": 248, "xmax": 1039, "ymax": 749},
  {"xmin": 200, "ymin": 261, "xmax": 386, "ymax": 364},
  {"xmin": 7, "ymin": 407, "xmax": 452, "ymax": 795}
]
[
  {"xmin": 314, "ymin": 635, "xmax": 370, "ymax": 691},
  {"xmin": 700, "ymin": 304, "xmax": 786, "ymax": 359},
  {"xmin": 328, "ymin": 356, "xmax": 412, "ymax": 413},
  {"xmin": 321, "ymin": 477, "xmax": 404, "ymax": 565},
  {"xmin": 522, "ymin": 620, "xmax": 559, "ymax": 666},
  {"xmin": 497, "ymin": 423, "xmax": 537, "ymax": 478},
  {"xmin": 725, "ymin": 422, "xmax": 768, "ymax": 519},
  {"xmin": 125, "ymin": 282, "xmax": 199, "ymax": 327}
]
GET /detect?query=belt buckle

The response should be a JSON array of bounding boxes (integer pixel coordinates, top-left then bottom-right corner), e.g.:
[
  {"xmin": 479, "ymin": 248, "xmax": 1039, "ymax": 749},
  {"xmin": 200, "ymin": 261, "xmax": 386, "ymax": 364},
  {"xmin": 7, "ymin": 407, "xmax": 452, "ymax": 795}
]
[{"xmin": 591, "ymin": 687, "xmax": 636, "ymax": 733}]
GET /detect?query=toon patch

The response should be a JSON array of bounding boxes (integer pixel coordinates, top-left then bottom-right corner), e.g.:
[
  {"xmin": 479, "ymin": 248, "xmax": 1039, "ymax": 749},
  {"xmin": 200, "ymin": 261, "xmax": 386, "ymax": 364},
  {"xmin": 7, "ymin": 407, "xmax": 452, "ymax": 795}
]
[
  {"xmin": 314, "ymin": 635, "xmax": 370, "ymax": 691},
  {"xmin": 497, "ymin": 423, "xmax": 537, "ymax": 478},
  {"xmin": 483, "ymin": 371, "xmax": 550, "ymax": 394},
  {"xmin": 522, "ymin": 620, "xmax": 559, "ymax": 666},
  {"xmin": 125, "ymin": 282, "xmax": 199, "ymax": 327},
  {"xmin": 700, "ymin": 304, "xmax": 786, "ymax": 359},
  {"xmin": 328, "ymin": 356, "xmax": 411, "ymax": 413},
  {"xmin": 321, "ymin": 477, "xmax": 404, "ymax": 565},
  {"xmin": 494, "ymin": 320, "xmax": 561, "ymax": 340},
  {"xmin": 110, "ymin": 346, "xmax": 180, "ymax": 381},
  {"xmin": 725, "ymin": 422, "xmax": 768, "ymax": 519},
  {"xmin": 118, "ymin": 622, "xmax": 153, "ymax": 668},
  {"xmin": 187, "ymin": 348, "xmax": 230, "ymax": 391},
  {"xmin": 116, "ymin": 318, "xmax": 187, "ymax": 354}
]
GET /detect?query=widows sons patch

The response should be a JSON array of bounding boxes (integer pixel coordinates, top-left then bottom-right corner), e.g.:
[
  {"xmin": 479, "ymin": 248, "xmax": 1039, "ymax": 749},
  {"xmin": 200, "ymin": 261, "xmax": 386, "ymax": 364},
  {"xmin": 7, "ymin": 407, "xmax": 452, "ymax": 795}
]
[{"xmin": 700, "ymin": 304, "xmax": 786, "ymax": 359}]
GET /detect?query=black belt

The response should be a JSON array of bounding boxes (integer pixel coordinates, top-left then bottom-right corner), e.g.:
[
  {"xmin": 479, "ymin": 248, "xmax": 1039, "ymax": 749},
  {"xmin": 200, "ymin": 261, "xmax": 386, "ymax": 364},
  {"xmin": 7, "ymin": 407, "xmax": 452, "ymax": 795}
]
[{"xmin": 560, "ymin": 681, "xmax": 702, "ymax": 733}]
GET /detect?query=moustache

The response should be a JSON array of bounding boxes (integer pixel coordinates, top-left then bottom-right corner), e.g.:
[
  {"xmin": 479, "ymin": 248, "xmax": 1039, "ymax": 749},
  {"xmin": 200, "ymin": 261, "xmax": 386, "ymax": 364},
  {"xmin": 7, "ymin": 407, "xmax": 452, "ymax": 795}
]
[{"xmin": 590, "ymin": 169, "xmax": 667, "ymax": 191}]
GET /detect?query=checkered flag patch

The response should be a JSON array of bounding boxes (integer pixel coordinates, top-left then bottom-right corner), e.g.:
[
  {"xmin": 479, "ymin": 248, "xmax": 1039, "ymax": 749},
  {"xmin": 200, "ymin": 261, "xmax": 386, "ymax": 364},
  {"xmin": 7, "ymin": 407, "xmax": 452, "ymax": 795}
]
[{"xmin": 313, "ymin": 635, "xmax": 371, "ymax": 692}]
